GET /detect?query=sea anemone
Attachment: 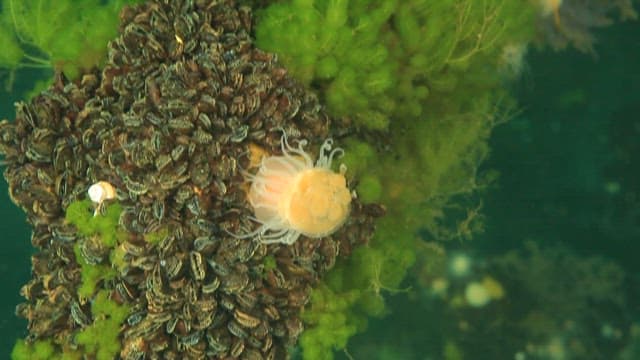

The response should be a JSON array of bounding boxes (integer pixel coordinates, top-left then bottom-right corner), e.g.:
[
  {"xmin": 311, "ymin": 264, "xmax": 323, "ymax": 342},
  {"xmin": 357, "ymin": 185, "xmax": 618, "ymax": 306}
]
[{"xmin": 242, "ymin": 132, "xmax": 352, "ymax": 245}]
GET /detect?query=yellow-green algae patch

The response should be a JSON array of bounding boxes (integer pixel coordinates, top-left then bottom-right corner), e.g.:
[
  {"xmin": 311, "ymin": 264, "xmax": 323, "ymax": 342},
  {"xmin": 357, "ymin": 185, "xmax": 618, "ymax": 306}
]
[
  {"xmin": 143, "ymin": 226, "xmax": 169, "ymax": 245},
  {"xmin": 75, "ymin": 290, "xmax": 131, "ymax": 360},
  {"xmin": 65, "ymin": 200, "xmax": 125, "ymax": 299},
  {"xmin": 256, "ymin": 0, "xmax": 533, "ymax": 131},
  {"xmin": 65, "ymin": 199, "xmax": 125, "ymax": 247},
  {"xmin": 0, "ymin": 0, "xmax": 143, "ymax": 83},
  {"xmin": 72, "ymin": 243, "xmax": 116, "ymax": 300}
]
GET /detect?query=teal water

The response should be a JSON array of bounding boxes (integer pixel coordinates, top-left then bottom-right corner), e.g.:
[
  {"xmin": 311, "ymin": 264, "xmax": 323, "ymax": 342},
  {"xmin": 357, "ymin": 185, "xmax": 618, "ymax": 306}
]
[
  {"xmin": 0, "ymin": 68, "xmax": 43, "ymax": 354},
  {"xmin": 484, "ymin": 21, "xmax": 640, "ymax": 267}
]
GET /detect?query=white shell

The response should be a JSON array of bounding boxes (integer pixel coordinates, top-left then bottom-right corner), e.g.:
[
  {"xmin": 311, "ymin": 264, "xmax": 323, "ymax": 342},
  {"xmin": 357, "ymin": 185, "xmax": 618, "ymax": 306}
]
[{"xmin": 88, "ymin": 181, "xmax": 116, "ymax": 203}]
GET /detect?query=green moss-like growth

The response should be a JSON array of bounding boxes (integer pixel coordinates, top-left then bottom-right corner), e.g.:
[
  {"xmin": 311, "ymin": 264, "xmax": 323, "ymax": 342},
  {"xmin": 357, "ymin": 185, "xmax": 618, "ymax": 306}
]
[
  {"xmin": 263, "ymin": 255, "xmax": 277, "ymax": 272},
  {"xmin": 58, "ymin": 350, "xmax": 82, "ymax": 360},
  {"xmin": 0, "ymin": 0, "xmax": 142, "ymax": 89},
  {"xmin": 298, "ymin": 216, "xmax": 419, "ymax": 359},
  {"xmin": 256, "ymin": 0, "xmax": 534, "ymax": 130},
  {"xmin": 12, "ymin": 200, "xmax": 128, "ymax": 358},
  {"xmin": 143, "ymin": 226, "xmax": 169, "ymax": 245},
  {"xmin": 11, "ymin": 339, "xmax": 55, "ymax": 360},
  {"xmin": 10, "ymin": 339, "xmax": 82, "ymax": 360},
  {"xmin": 110, "ymin": 243, "xmax": 128, "ymax": 274},
  {"xmin": 75, "ymin": 290, "xmax": 130, "ymax": 360},
  {"xmin": 65, "ymin": 199, "xmax": 124, "ymax": 247},
  {"xmin": 340, "ymin": 138, "xmax": 377, "ymax": 181},
  {"xmin": 256, "ymin": 0, "xmax": 397, "ymax": 130},
  {"xmin": 303, "ymin": 91, "xmax": 504, "ymax": 359},
  {"xmin": 66, "ymin": 200, "xmax": 123, "ymax": 299},
  {"xmin": 354, "ymin": 174, "xmax": 382, "ymax": 203},
  {"xmin": 73, "ymin": 243, "xmax": 116, "ymax": 300},
  {"xmin": 300, "ymin": 285, "xmax": 361, "ymax": 360}
]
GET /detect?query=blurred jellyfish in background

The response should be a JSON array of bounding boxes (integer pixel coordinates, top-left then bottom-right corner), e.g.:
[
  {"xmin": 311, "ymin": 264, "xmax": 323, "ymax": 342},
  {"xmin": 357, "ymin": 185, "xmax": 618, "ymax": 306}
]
[{"xmin": 532, "ymin": 0, "xmax": 637, "ymax": 53}]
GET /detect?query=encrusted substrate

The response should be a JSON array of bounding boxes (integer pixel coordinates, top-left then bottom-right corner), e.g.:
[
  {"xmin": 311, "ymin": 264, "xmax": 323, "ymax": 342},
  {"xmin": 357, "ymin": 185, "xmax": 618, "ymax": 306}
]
[{"xmin": 0, "ymin": 0, "xmax": 380, "ymax": 358}]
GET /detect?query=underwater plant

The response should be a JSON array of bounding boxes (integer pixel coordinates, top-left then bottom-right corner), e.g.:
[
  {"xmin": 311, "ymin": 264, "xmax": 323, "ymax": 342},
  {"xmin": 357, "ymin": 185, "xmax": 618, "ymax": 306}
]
[
  {"xmin": 256, "ymin": 0, "xmax": 535, "ymax": 130},
  {"xmin": 0, "ymin": 0, "xmax": 142, "ymax": 90}
]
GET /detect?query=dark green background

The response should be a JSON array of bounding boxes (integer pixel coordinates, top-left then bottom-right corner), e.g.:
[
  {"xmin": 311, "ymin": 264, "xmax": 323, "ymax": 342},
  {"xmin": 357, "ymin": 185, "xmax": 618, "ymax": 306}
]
[
  {"xmin": 0, "ymin": 67, "xmax": 42, "ymax": 354},
  {"xmin": 483, "ymin": 20, "xmax": 640, "ymax": 271}
]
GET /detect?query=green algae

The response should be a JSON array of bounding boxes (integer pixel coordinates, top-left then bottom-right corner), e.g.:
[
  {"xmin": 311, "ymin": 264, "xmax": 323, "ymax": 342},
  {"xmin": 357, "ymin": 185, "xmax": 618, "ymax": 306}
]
[
  {"xmin": 256, "ymin": 0, "xmax": 534, "ymax": 131},
  {"xmin": 0, "ymin": 0, "xmax": 142, "ymax": 91},
  {"xmin": 75, "ymin": 290, "xmax": 131, "ymax": 360}
]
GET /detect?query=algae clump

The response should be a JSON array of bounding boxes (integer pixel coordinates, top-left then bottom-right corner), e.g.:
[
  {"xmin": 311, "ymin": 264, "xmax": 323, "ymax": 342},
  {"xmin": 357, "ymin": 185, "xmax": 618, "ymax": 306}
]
[
  {"xmin": 65, "ymin": 199, "xmax": 125, "ymax": 299},
  {"xmin": 65, "ymin": 199, "xmax": 124, "ymax": 247},
  {"xmin": 75, "ymin": 290, "xmax": 131, "ymax": 360},
  {"xmin": 0, "ymin": 0, "xmax": 142, "ymax": 89},
  {"xmin": 256, "ymin": 0, "xmax": 533, "ymax": 130}
]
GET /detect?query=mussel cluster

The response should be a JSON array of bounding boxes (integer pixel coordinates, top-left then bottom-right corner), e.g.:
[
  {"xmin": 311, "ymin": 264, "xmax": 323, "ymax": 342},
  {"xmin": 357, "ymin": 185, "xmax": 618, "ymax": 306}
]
[{"xmin": 0, "ymin": 0, "xmax": 381, "ymax": 358}]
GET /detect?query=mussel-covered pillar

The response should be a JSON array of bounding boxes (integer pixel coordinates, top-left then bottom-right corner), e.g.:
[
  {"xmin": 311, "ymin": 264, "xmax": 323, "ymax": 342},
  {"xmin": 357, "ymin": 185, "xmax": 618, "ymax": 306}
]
[{"xmin": 1, "ymin": 1, "xmax": 380, "ymax": 358}]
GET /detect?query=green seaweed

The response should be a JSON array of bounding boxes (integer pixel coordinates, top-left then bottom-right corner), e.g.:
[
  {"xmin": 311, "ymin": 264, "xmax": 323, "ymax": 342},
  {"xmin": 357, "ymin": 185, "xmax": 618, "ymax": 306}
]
[
  {"xmin": 65, "ymin": 199, "xmax": 124, "ymax": 247},
  {"xmin": 143, "ymin": 226, "xmax": 169, "ymax": 245},
  {"xmin": 0, "ymin": 0, "xmax": 142, "ymax": 89},
  {"xmin": 300, "ymin": 90, "xmax": 509, "ymax": 359},
  {"xmin": 10, "ymin": 339, "xmax": 55, "ymax": 360},
  {"xmin": 73, "ymin": 243, "xmax": 117, "ymax": 300},
  {"xmin": 66, "ymin": 200, "xmax": 129, "ymax": 357},
  {"xmin": 10, "ymin": 339, "xmax": 82, "ymax": 360},
  {"xmin": 11, "ymin": 198, "xmax": 131, "ymax": 359},
  {"xmin": 256, "ymin": 0, "xmax": 534, "ymax": 130},
  {"xmin": 75, "ymin": 290, "xmax": 131, "ymax": 360},
  {"xmin": 299, "ymin": 285, "xmax": 361, "ymax": 360},
  {"xmin": 263, "ymin": 254, "xmax": 277, "ymax": 272},
  {"xmin": 65, "ymin": 200, "xmax": 123, "ymax": 299},
  {"xmin": 256, "ymin": 0, "xmax": 398, "ymax": 130}
]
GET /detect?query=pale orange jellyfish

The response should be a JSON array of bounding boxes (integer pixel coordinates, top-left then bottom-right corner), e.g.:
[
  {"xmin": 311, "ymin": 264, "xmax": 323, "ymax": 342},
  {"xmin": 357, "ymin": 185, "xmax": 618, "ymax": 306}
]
[{"xmin": 241, "ymin": 132, "xmax": 351, "ymax": 245}]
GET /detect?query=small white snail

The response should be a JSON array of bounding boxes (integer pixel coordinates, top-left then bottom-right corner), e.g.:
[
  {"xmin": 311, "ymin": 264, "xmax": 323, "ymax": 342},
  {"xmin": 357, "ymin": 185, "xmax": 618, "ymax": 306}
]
[{"xmin": 88, "ymin": 181, "xmax": 116, "ymax": 216}]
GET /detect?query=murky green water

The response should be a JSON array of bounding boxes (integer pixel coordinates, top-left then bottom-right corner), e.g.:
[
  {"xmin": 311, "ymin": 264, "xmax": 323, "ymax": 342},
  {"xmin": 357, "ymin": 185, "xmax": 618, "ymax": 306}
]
[{"xmin": 1, "ymin": 68, "xmax": 41, "ymax": 355}]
